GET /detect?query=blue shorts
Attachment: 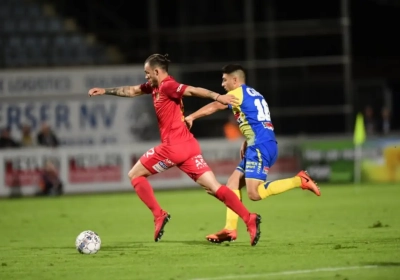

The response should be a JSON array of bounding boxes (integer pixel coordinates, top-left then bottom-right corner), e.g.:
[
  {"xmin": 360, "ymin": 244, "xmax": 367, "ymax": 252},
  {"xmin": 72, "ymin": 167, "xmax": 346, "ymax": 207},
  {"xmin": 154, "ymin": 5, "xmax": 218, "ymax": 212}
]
[{"xmin": 237, "ymin": 141, "xmax": 278, "ymax": 181}]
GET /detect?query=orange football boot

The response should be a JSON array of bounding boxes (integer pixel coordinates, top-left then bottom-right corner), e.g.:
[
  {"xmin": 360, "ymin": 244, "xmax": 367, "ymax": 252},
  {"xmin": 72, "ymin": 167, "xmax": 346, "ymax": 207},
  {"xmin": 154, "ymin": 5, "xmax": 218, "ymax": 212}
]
[
  {"xmin": 206, "ymin": 229, "xmax": 237, "ymax": 244},
  {"xmin": 206, "ymin": 213, "xmax": 262, "ymax": 246},
  {"xmin": 297, "ymin": 170, "xmax": 321, "ymax": 196},
  {"xmin": 154, "ymin": 211, "xmax": 170, "ymax": 242}
]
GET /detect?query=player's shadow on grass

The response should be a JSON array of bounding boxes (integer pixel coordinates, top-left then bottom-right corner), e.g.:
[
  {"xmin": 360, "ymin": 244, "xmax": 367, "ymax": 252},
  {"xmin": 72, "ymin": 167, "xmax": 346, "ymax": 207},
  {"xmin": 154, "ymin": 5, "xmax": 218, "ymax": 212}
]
[
  {"xmin": 105, "ymin": 240, "xmax": 214, "ymax": 248},
  {"xmin": 28, "ymin": 246, "xmax": 83, "ymax": 255},
  {"xmin": 161, "ymin": 240, "xmax": 257, "ymax": 247},
  {"xmin": 101, "ymin": 242, "xmax": 155, "ymax": 251},
  {"xmin": 162, "ymin": 240, "xmax": 216, "ymax": 246},
  {"xmin": 106, "ymin": 240, "xmax": 250, "ymax": 249}
]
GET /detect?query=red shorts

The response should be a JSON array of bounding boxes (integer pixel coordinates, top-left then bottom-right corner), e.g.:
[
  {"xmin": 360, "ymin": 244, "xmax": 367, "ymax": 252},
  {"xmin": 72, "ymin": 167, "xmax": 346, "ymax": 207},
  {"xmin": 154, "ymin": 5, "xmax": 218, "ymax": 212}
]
[{"xmin": 140, "ymin": 138, "xmax": 211, "ymax": 181}]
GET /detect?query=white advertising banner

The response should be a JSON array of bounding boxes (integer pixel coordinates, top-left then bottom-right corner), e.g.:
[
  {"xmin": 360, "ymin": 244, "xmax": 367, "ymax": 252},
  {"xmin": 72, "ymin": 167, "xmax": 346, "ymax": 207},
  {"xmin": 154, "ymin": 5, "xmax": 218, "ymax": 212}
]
[
  {"xmin": 0, "ymin": 66, "xmax": 146, "ymax": 97},
  {"xmin": 0, "ymin": 65, "xmax": 185, "ymax": 145},
  {"xmin": 0, "ymin": 140, "xmax": 299, "ymax": 197},
  {"xmin": 0, "ymin": 97, "xmax": 159, "ymax": 145}
]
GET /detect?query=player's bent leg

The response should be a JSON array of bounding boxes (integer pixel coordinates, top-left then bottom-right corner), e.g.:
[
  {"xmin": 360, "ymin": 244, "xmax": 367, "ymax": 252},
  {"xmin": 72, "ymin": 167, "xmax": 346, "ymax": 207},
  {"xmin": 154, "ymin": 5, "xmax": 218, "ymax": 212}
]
[
  {"xmin": 195, "ymin": 171, "xmax": 261, "ymax": 246},
  {"xmin": 242, "ymin": 144, "xmax": 303, "ymax": 200},
  {"xmin": 244, "ymin": 178, "xmax": 263, "ymax": 201},
  {"xmin": 128, "ymin": 160, "xmax": 162, "ymax": 217},
  {"xmin": 128, "ymin": 159, "xmax": 153, "ymax": 180},
  {"xmin": 130, "ymin": 148, "xmax": 171, "ymax": 242},
  {"xmin": 252, "ymin": 175, "xmax": 300, "ymax": 200},
  {"xmin": 226, "ymin": 169, "xmax": 245, "ymax": 191},
  {"xmin": 250, "ymin": 171, "xmax": 320, "ymax": 200},
  {"xmin": 206, "ymin": 170, "xmax": 244, "ymax": 243}
]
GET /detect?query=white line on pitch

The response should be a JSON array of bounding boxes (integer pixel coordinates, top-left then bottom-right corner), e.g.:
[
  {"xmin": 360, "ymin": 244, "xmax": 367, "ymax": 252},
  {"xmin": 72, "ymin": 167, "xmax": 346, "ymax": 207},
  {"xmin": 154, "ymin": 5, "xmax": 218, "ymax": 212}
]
[{"xmin": 189, "ymin": 265, "xmax": 379, "ymax": 280}]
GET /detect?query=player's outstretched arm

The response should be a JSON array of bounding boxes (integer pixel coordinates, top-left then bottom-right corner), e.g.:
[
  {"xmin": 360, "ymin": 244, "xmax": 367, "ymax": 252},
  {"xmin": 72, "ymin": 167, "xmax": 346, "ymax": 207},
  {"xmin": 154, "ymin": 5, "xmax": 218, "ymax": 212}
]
[
  {"xmin": 183, "ymin": 86, "xmax": 238, "ymax": 106},
  {"xmin": 184, "ymin": 101, "xmax": 227, "ymax": 129},
  {"xmin": 88, "ymin": 85, "xmax": 144, "ymax": 98}
]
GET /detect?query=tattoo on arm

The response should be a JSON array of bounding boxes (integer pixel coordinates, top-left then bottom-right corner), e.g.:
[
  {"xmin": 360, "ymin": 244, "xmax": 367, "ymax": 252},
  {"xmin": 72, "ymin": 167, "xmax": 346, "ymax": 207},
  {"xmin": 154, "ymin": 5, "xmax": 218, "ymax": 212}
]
[
  {"xmin": 207, "ymin": 91, "xmax": 218, "ymax": 100},
  {"xmin": 104, "ymin": 86, "xmax": 132, "ymax": 97}
]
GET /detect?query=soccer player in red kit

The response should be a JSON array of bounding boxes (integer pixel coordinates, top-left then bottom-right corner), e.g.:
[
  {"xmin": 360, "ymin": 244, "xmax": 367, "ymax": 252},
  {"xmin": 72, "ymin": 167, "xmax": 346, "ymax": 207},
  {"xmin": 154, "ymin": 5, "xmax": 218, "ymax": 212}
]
[{"xmin": 88, "ymin": 54, "xmax": 262, "ymax": 246}]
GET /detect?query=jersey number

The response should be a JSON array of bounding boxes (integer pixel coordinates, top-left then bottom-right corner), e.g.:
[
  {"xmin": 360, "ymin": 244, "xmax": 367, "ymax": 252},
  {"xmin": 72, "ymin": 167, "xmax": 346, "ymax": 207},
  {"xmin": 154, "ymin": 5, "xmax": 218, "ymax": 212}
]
[{"xmin": 254, "ymin": 99, "xmax": 271, "ymax": 121}]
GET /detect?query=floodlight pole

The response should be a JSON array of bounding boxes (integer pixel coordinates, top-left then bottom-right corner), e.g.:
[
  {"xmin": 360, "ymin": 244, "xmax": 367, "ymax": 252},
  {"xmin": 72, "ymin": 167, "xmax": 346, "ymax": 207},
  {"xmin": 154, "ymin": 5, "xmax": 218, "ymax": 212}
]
[{"xmin": 341, "ymin": 0, "xmax": 353, "ymax": 133}]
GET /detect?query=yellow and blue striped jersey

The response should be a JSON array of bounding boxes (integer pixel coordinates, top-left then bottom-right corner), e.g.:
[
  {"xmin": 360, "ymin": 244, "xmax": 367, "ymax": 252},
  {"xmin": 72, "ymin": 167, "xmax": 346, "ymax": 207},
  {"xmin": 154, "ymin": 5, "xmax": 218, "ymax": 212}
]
[{"xmin": 227, "ymin": 84, "xmax": 276, "ymax": 146}]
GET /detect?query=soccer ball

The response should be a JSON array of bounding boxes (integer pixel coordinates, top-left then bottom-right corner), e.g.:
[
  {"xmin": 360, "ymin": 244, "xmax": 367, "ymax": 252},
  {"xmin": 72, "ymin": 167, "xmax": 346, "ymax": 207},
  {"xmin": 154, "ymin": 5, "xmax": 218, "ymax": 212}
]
[{"xmin": 75, "ymin": 230, "xmax": 101, "ymax": 254}]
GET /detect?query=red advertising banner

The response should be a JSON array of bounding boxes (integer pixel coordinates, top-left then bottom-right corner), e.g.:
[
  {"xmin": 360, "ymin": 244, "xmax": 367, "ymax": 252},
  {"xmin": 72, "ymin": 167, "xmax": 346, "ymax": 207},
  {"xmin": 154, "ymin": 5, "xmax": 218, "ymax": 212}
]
[
  {"xmin": 4, "ymin": 155, "xmax": 61, "ymax": 187},
  {"xmin": 0, "ymin": 139, "xmax": 300, "ymax": 197},
  {"xmin": 68, "ymin": 153, "xmax": 122, "ymax": 183}
]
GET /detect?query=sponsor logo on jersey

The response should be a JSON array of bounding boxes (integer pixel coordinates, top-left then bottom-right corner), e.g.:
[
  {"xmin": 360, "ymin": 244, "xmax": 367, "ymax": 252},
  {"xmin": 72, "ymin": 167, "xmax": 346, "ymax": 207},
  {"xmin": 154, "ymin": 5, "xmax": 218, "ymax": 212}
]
[
  {"xmin": 245, "ymin": 161, "xmax": 257, "ymax": 173},
  {"xmin": 193, "ymin": 155, "xmax": 208, "ymax": 169},
  {"xmin": 262, "ymin": 122, "xmax": 274, "ymax": 130},
  {"xmin": 159, "ymin": 161, "xmax": 168, "ymax": 169},
  {"xmin": 152, "ymin": 159, "xmax": 174, "ymax": 173},
  {"xmin": 177, "ymin": 84, "xmax": 184, "ymax": 92}
]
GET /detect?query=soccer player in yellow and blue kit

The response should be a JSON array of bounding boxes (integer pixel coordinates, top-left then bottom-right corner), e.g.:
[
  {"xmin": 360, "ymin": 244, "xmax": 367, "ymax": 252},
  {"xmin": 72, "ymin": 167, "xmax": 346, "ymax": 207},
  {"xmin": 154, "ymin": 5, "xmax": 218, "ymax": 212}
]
[{"xmin": 185, "ymin": 64, "xmax": 321, "ymax": 243}]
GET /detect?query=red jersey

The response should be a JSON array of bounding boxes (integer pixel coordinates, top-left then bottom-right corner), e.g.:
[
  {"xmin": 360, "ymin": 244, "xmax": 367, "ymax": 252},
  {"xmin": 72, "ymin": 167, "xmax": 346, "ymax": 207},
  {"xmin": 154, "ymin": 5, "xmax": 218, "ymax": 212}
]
[{"xmin": 140, "ymin": 76, "xmax": 194, "ymax": 144}]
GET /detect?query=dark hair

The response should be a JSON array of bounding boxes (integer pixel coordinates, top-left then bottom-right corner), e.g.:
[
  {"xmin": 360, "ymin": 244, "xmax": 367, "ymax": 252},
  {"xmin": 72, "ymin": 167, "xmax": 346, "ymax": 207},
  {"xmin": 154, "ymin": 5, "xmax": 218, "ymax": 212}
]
[
  {"xmin": 222, "ymin": 64, "xmax": 246, "ymax": 77},
  {"xmin": 145, "ymin": 53, "xmax": 171, "ymax": 71}
]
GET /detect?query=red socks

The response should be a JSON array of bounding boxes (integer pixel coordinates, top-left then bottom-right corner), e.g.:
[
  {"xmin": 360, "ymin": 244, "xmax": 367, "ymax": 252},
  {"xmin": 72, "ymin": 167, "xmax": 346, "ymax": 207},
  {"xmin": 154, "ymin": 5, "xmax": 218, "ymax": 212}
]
[
  {"xmin": 215, "ymin": 185, "xmax": 250, "ymax": 223},
  {"xmin": 131, "ymin": 179, "xmax": 249, "ymax": 224},
  {"xmin": 131, "ymin": 177, "xmax": 162, "ymax": 218}
]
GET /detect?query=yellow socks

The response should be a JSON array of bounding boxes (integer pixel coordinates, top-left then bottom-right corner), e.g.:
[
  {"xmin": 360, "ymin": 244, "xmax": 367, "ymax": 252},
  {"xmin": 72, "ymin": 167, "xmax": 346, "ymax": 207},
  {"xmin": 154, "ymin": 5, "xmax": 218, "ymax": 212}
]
[
  {"xmin": 224, "ymin": 190, "xmax": 241, "ymax": 230},
  {"xmin": 223, "ymin": 177, "xmax": 302, "ymax": 230},
  {"xmin": 257, "ymin": 176, "xmax": 302, "ymax": 199}
]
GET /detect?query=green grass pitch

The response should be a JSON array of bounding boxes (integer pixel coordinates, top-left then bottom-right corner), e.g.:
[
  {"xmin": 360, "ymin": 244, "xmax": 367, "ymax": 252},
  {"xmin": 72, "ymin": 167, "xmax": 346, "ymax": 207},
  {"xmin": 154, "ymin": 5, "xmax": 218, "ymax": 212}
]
[{"xmin": 0, "ymin": 184, "xmax": 399, "ymax": 280}]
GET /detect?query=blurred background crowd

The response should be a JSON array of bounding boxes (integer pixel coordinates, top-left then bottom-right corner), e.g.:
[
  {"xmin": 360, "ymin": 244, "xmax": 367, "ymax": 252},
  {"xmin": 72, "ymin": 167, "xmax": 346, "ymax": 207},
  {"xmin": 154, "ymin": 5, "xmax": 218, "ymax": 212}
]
[{"xmin": 0, "ymin": 0, "xmax": 399, "ymax": 197}]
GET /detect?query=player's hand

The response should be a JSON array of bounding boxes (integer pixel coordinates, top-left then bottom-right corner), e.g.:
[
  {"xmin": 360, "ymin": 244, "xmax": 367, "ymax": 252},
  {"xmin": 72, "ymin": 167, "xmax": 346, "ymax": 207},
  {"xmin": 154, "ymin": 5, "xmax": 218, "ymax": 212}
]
[
  {"xmin": 88, "ymin": 88, "xmax": 106, "ymax": 97},
  {"xmin": 217, "ymin": 94, "xmax": 239, "ymax": 106},
  {"xmin": 240, "ymin": 140, "xmax": 247, "ymax": 159},
  {"xmin": 184, "ymin": 116, "xmax": 194, "ymax": 130}
]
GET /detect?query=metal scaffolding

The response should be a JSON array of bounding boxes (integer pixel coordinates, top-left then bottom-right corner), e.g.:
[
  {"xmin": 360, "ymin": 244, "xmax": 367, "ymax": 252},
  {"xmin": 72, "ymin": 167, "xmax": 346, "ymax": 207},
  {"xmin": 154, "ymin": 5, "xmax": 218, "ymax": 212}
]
[{"xmin": 147, "ymin": 0, "xmax": 353, "ymax": 134}]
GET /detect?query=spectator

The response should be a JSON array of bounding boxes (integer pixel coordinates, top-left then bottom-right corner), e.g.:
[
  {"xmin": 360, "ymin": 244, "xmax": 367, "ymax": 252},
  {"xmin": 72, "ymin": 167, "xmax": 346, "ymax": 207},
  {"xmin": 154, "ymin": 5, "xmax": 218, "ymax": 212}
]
[
  {"xmin": 364, "ymin": 105, "xmax": 376, "ymax": 136},
  {"xmin": 36, "ymin": 160, "xmax": 63, "ymax": 196},
  {"xmin": 20, "ymin": 124, "xmax": 35, "ymax": 147},
  {"xmin": 37, "ymin": 123, "xmax": 59, "ymax": 148},
  {"xmin": 223, "ymin": 114, "xmax": 243, "ymax": 141},
  {"xmin": 0, "ymin": 127, "xmax": 20, "ymax": 149},
  {"xmin": 381, "ymin": 107, "xmax": 391, "ymax": 135}
]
